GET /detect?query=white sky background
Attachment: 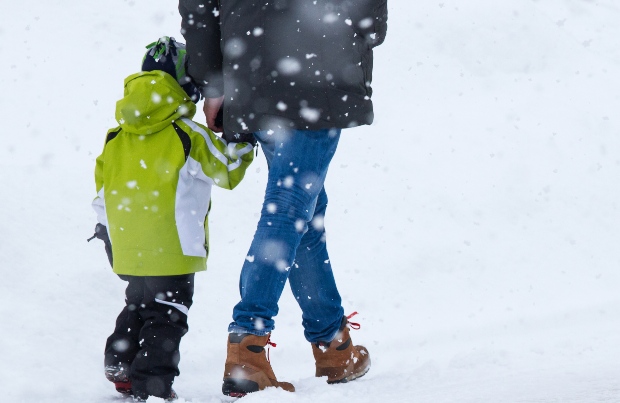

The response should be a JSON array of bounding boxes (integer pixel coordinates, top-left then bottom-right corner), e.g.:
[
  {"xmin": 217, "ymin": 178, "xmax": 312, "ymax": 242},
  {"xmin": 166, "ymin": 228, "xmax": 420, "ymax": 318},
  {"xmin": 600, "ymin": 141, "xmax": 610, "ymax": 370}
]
[{"xmin": 1, "ymin": 1, "xmax": 620, "ymax": 402}]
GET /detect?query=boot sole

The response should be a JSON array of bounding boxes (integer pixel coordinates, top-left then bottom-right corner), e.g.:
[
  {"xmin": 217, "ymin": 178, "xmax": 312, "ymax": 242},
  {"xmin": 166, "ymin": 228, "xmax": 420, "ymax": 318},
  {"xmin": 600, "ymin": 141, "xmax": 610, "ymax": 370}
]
[
  {"xmin": 326, "ymin": 364, "xmax": 371, "ymax": 384},
  {"xmin": 222, "ymin": 378, "xmax": 260, "ymax": 397},
  {"xmin": 104, "ymin": 366, "xmax": 132, "ymax": 395},
  {"xmin": 113, "ymin": 381, "xmax": 133, "ymax": 395}
]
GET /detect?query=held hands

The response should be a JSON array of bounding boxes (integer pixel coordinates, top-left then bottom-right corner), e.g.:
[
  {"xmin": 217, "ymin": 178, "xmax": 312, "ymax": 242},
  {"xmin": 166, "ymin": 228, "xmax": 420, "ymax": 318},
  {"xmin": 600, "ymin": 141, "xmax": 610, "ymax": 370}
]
[
  {"xmin": 204, "ymin": 96, "xmax": 256, "ymax": 147},
  {"xmin": 203, "ymin": 96, "xmax": 225, "ymax": 132}
]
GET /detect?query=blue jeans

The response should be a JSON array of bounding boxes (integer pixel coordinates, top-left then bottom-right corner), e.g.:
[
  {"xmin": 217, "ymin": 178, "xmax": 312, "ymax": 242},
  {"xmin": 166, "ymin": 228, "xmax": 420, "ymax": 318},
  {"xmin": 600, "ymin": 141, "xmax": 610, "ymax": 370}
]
[{"xmin": 228, "ymin": 128, "xmax": 345, "ymax": 343}]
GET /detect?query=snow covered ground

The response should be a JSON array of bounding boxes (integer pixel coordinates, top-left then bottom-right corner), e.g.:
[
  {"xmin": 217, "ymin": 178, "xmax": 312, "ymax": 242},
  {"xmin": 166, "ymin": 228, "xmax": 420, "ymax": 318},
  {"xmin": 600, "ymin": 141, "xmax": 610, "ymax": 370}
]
[{"xmin": 2, "ymin": 0, "xmax": 620, "ymax": 402}]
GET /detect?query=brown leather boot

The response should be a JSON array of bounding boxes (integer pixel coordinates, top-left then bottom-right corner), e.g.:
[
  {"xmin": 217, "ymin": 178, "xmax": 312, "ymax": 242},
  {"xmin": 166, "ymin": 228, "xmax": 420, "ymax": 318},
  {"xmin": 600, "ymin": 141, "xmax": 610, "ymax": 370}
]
[
  {"xmin": 222, "ymin": 333, "xmax": 295, "ymax": 397},
  {"xmin": 312, "ymin": 316, "xmax": 371, "ymax": 384}
]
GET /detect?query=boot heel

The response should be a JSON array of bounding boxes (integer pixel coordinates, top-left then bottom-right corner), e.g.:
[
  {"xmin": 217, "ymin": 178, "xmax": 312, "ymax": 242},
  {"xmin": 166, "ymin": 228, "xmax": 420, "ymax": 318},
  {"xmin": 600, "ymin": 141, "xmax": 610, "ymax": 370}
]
[{"xmin": 222, "ymin": 378, "xmax": 260, "ymax": 397}]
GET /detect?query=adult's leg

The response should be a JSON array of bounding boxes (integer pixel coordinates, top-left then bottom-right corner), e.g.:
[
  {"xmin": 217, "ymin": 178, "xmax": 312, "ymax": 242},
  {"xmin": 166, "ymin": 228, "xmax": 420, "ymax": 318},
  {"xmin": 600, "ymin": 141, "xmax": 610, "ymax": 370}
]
[
  {"xmin": 288, "ymin": 187, "xmax": 344, "ymax": 343},
  {"xmin": 130, "ymin": 274, "xmax": 194, "ymax": 399},
  {"xmin": 229, "ymin": 128, "xmax": 341, "ymax": 335},
  {"xmin": 290, "ymin": 195, "xmax": 372, "ymax": 383}
]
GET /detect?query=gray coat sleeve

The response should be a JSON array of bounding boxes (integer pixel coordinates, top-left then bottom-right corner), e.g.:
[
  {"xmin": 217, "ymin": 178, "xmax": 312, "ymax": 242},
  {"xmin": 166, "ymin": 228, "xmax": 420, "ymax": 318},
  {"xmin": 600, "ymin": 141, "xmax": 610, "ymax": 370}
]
[{"xmin": 178, "ymin": 0, "xmax": 224, "ymax": 98}]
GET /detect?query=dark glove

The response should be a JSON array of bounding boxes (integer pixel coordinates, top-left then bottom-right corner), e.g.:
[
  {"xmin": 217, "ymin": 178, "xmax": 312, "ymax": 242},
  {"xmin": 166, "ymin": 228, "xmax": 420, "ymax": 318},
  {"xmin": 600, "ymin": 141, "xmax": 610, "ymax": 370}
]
[
  {"xmin": 222, "ymin": 129, "xmax": 257, "ymax": 147},
  {"xmin": 87, "ymin": 223, "xmax": 113, "ymax": 267}
]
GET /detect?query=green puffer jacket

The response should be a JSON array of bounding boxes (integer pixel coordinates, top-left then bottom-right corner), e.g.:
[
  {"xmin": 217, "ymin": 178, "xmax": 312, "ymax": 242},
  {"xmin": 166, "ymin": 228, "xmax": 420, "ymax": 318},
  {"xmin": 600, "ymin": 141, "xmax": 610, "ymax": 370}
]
[{"xmin": 93, "ymin": 70, "xmax": 253, "ymax": 276}]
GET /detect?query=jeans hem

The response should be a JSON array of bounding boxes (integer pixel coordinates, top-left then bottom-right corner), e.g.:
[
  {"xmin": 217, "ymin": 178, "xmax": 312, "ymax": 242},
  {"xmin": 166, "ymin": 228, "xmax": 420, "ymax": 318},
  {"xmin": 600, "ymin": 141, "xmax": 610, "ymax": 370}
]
[
  {"xmin": 228, "ymin": 323, "xmax": 272, "ymax": 336},
  {"xmin": 305, "ymin": 317, "xmax": 344, "ymax": 344}
]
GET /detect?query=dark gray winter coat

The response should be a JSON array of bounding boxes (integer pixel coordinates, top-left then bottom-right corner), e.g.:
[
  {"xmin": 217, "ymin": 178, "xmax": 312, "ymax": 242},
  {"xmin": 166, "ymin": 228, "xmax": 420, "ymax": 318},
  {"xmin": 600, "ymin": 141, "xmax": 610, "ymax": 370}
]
[{"xmin": 178, "ymin": 0, "xmax": 387, "ymax": 133}]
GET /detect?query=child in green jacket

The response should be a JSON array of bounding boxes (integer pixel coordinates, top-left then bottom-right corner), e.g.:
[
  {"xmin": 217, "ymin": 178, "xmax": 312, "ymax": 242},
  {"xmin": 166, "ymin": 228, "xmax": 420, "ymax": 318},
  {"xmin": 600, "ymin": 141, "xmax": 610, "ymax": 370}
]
[{"xmin": 89, "ymin": 37, "xmax": 254, "ymax": 402}]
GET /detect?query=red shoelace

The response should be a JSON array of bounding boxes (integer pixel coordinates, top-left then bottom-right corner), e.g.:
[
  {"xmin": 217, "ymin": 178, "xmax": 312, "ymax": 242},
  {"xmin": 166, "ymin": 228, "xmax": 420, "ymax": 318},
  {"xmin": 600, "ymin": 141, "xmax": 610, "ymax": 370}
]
[
  {"xmin": 346, "ymin": 311, "xmax": 361, "ymax": 330},
  {"xmin": 266, "ymin": 335, "xmax": 277, "ymax": 362},
  {"xmin": 268, "ymin": 313, "xmax": 361, "ymax": 359}
]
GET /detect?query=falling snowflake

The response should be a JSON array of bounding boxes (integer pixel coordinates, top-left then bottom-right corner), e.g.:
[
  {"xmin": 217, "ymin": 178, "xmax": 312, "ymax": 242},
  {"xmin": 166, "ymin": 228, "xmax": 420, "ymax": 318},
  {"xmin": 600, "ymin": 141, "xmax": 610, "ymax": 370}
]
[
  {"xmin": 359, "ymin": 17, "xmax": 373, "ymax": 29},
  {"xmin": 277, "ymin": 58, "xmax": 301, "ymax": 75},
  {"xmin": 300, "ymin": 107, "xmax": 320, "ymax": 123}
]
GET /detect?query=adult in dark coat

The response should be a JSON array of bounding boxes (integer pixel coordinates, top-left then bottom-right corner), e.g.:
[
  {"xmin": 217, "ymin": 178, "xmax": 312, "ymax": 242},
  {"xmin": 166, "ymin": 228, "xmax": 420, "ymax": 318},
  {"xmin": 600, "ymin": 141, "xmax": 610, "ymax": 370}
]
[
  {"xmin": 179, "ymin": 0, "xmax": 387, "ymax": 396},
  {"xmin": 179, "ymin": 0, "xmax": 386, "ymax": 133}
]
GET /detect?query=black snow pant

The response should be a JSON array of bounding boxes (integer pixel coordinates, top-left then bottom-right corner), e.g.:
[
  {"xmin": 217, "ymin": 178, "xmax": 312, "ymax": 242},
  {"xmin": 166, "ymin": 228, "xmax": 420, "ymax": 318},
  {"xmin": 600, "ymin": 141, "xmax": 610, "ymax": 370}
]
[{"xmin": 104, "ymin": 274, "xmax": 194, "ymax": 398}]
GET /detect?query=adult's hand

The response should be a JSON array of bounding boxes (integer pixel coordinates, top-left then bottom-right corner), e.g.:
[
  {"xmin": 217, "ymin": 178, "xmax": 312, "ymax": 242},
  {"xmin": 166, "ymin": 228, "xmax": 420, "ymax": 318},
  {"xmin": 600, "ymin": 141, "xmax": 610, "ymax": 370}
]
[{"xmin": 204, "ymin": 96, "xmax": 225, "ymax": 132}]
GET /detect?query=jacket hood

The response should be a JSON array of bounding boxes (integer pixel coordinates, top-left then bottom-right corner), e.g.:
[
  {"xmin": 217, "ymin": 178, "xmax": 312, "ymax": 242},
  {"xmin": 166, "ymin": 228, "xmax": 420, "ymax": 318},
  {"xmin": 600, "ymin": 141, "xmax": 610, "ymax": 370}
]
[{"xmin": 115, "ymin": 71, "xmax": 196, "ymax": 135}]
